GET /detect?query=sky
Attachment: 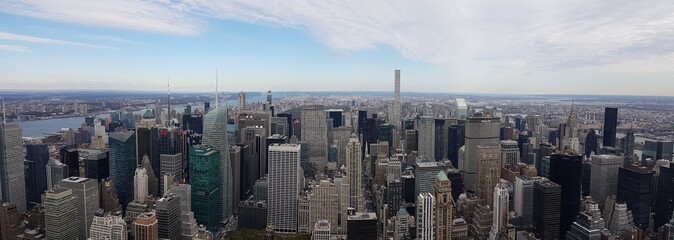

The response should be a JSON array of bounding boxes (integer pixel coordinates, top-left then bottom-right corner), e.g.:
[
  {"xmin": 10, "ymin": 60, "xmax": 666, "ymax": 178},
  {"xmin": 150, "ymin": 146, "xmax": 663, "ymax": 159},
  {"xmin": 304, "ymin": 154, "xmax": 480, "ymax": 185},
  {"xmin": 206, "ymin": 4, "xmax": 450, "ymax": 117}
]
[{"xmin": 0, "ymin": 0, "xmax": 673, "ymax": 96}]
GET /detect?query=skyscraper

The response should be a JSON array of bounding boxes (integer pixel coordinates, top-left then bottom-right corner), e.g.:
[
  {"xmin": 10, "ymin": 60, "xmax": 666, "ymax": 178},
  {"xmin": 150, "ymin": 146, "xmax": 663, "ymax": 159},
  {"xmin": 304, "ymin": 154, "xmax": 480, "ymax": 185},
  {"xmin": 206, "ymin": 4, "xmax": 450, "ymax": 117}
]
[
  {"xmin": 133, "ymin": 212, "xmax": 158, "ymax": 240},
  {"xmin": 308, "ymin": 180, "xmax": 338, "ymax": 233},
  {"xmin": 347, "ymin": 212, "xmax": 377, "ymax": 240},
  {"xmin": 533, "ymin": 180, "xmax": 561, "ymax": 240},
  {"xmin": 0, "ymin": 122, "xmax": 26, "ymax": 213},
  {"xmin": 589, "ymin": 154, "xmax": 622, "ymax": 209},
  {"xmin": 160, "ymin": 153, "xmax": 182, "ymax": 190},
  {"xmin": 156, "ymin": 193, "xmax": 182, "ymax": 240},
  {"xmin": 46, "ymin": 158, "xmax": 68, "ymax": 191},
  {"xmin": 462, "ymin": 116, "xmax": 501, "ymax": 193},
  {"xmin": 565, "ymin": 201, "xmax": 605, "ymax": 240},
  {"xmin": 434, "ymin": 171, "xmax": 453, "ymax": 240},
  {"xmin": 89, "ymin": 210, "xmax": 127, "ymax": 240},
  {"xmin": 500, "ymin": 140, "xmax": 520, "ymax": 166},
  {"xmin": 602, "ymin": 107, "xmax": 618, "ymax": 147},
  {"xmin": 417, "ymin": 192, "xmax": 435, "ymax": 240},
  {"xmin": 201, "ymin": 105, "xmax": 232, "ymax": 222},
  {"xmin": 301, "ymin": 105, "xmax": 328, "ymax": 158},
  {"xmin": 157, "ymin": 127, "xmax": 184, "ymax": 195},
  {"xmin": 109, "ymin": 131, "xmax": 136, "ymax": 208},
  {"xmin": 616, "ymin": 164, "xmax": 653, "ymax": 229},
  {"xmin": 642, "ymin": 139, "xmax": 674, "ymax": 161},
  {"xmin": 189, "ymin": 146, "xmax": 222, "ymax": 232},
  {"xmin": 418, "ymin": 116, "xmax": 435, "ymax": 160},
  {"xmin": 345, "ymin": 134, "xmax": 362, "ymax": 211},
  {"xmin": 584, "ymin": 129, "xmax": 598, "ymax": 157},
  {"xmin": 134, "ymin": 167, "xmax": 148, "ymax": 203},
  {"xmin": 622, "ymin": 129, "xmax": 635, "ymax": 164},
  {"xmin": 476, "ymin": 145, "xmax": 502, "ymax": 205},
  {"xmin": 24, "ymin": 143, "xmax": 48, "ymax": 209},
  {"xmin": 514, "ymin": 176, "xmax": 545, "ymax": 229},
  {"xmin": 168, "ymin": 183, "xmax": 199, "ymax": 239},
  {"xmin": 267, "ymin": 144, "xmax": 301, "ymax": 233},
  {"xmin": 45, "ymin": 188, "xmax": 78, "ymax": 239},
  {"xmin": 489, "ymin": 183, "xmax": 510, "ymax": 240},
  {"xmin": 59, "ymin": 177, "xmax": 99, "ymax": 240},
  {"xmin": 413, "ymin": 159, "xmax": 446, "ymax": 196},
  {"xmin": 548, "ymin": 153, "xmax": 582, "ymax": 237},
  {"xmin": 0, "ymin": 202, "xmax": 22, "ymax": 240},
  {"xmin": 391, "ymin": 69, "xmax": 401, "ymax": 126}
]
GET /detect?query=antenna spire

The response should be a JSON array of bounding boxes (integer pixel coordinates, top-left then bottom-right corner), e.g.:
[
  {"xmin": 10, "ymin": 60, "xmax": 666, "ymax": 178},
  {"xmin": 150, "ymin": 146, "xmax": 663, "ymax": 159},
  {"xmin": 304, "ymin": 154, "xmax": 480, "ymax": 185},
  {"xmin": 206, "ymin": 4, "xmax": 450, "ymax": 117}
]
[
  {"xmin": 2, "ymin": 97, "xmax": 5, "ymax": 124},
  {"xmin": 167, "ymin": 76, "xmax": 170, "ymax": 126},
  {"xmin": 215, "ymin": 67, "xmax": 219, "ymax": 109}
]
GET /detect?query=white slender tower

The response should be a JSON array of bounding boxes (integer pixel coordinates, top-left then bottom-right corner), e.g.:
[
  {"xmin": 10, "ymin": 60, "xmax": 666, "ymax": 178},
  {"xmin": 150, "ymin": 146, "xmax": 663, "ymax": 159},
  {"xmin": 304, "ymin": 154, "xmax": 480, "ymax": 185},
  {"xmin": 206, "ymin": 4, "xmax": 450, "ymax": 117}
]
[{"xmin": 391, "ymin": 70, "xmax": 401, "ymax": 125}]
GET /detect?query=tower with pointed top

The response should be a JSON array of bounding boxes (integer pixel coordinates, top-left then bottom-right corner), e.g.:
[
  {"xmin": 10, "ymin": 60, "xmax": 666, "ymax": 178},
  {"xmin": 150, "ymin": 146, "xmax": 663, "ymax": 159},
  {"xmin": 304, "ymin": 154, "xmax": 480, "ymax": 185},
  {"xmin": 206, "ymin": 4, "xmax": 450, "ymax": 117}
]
[
  {"xmin": 564, "ymin": 100, "xmax": 580, "ymax": 153},
  {"xmin": 434, "ymin": 171, "xmax": 453, "ymax": 240},
  {"xmin": 346, "ymin": 134, "xmax": 363, "ymax": 211},
  {"xmin": 202, "ymin": 103, "xmax": 231, "ymax": 222}
]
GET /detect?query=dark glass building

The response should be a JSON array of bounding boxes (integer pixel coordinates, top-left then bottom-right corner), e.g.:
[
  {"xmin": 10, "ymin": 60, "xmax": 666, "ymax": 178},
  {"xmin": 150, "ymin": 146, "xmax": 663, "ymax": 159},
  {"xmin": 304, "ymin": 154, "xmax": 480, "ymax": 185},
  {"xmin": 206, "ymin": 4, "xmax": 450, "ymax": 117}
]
[
  {"xmin": 533, "ymin": 180, "xmax": 561, "ymax": 240},
  {"xmin": 181, "ymin": 114, "xmax": 204, "ymax": 134},
  {"xmin": 642, "ymin": 140, "xmax": 674, "ymax": 161},
  {"xmin": 136, "ymin": 126, "xmax": 158, "ymax": 166},
  {"xmin": 602, "ymin": 107, "xmax": 618, "ymax": 147},
  {"xmin": 548, "ymin": 153, "xmax": 582, "ymax": 238},
  {"xmin": 276, "ymin": 113, "xmax": 293, "ymax": 138},
  {"xmin": 584, "ymin": 129, "xmax": 598, "ymax": 157},
  {"xmin": 189, "ymin": 146, "xmax": 222, "ymax": 232},
  {"xmin": 347, "ymin": 212, "xmax": 377, "ymax": 240},
  {"xmin": 24, "ymin": 144, "xmax": 49, "ymax": 208},
  {"xmin": 84, "ymin": 150, "xmax": 109, "ymax": 180},
  {"xmin": 60, "ymin": 145, "xmax": 80, "ymax": 177},
  {"xmin": 654, "ymin": 162, "xmax": 674, "ymax": 229},
  {"xmin": 108, "ymin": 131, "xmax": 136, "ymax": 209},
  {"xmin": 617, "ymin": 164, "xmax": 653, "ymax": 230},
  {"xmin": 357, "ymin": 110, "xmax": 368, "ymax": 134},
  {"xmin": 328, "ymin": 110, "xmax": 343, "ymax": 128},
  {"xmin": 448, "ymin": 123, "xmax": 465, "ymax": 168}
]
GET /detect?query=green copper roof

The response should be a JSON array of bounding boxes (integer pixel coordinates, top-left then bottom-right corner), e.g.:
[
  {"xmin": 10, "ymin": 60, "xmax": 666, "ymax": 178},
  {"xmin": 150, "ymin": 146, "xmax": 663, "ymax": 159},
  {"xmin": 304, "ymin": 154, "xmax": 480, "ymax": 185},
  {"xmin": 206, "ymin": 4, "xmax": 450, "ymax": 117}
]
[
  {"xmin": 397, "ymin": 207, "xmax": 409, "ymax": 216},
  {"xmin": 436, "ymin": 170, "xmax": 449, "ymax": 181}
]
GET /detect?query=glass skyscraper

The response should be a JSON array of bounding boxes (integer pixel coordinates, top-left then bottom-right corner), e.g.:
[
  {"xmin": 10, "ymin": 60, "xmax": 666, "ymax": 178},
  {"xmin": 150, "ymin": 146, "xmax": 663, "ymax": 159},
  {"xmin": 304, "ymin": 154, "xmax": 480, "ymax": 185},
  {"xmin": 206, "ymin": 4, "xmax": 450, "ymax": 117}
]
[
  {"xmin": 109, "ymin": 131, "xmax": 137, "ymax": 209},
  {"xmin": 201, "ymin": 105, "xmax": 232, "ymax": 222},
  {"xmin": 189, "ymin": 146, "xmax": 222, "ymax": 232}
]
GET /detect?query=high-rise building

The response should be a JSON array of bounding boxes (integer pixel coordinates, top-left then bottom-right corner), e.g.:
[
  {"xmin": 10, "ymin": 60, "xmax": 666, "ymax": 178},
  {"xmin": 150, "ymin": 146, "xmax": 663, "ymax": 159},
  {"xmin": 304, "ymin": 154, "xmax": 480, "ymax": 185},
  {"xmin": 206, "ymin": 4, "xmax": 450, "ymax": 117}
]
[
  {"xmin": 59, "ymin": 177, "xmax": 99, "ymax": 240},
  {"xmin": 417, "ymin": 192, "xmax": 435, "ymax": 240},
  {"xmin": 394, "ymin": 207, "xmax": 410, "ymax": 240},
  {"xmin": 44, "ymin": 188, "xmax": 78, "ymax": 240},
  {"xmin": 622, "ymin": 129, "xmax": 635, "ymax": 164},
  {"xmin": 418, "ymin": 116, "xmax": 436, "ymax": 160},
  {"xmin": 589, "ymin": 154, "xmax": 622, "ymax": 209},
  {"xmin": 89, "ymin": 210, "xmax": 127, "ymax": 240},
  {"xmin": 0, "ymin": 122, "xmax": 27, "ymax": 213},
  {"xmin": 565, "ymin": 201, "xmax": 605, "ymax": 240},
  {"xmin": 311, "ymin": 220, "xmax": 331, "ymax": 240},
  {"xmin": 133, "ymin": 212, "xmax": 158, "ymax": 240},
  {"xmin": 346, "ymin": 134, "xmax": 362, "ymax": 211},
  {"xmin": 435, "ymin": 119, "xmax": 455, "ymax": 161},
  {"xmin": 168, "ymin": 183, "xmax": 198, "ymax": 239},
  {"xmin": 133, "ymin": 167, "xmax": 148, "ymax": 204},
  {"xmin": 189, "ymin": 146, "xmax": 222, "ymax": 232},
  {"xmin": 584, "ymin": 129, "xmax": 599, "ymax": 157},
  {"xmin": 390, "ymin": 69, "xmax": 402, "ymax": 126},
  {"xmin": 308, "ymin": 180, "xmax": 338, "ymax": 233},
  {"xmin": 548, "ymin": 153, "xmax": 582, "ymax": 237},
  {"xmin": 201, "ymin": 105, "xmax": 232, "ymax": 222},
  {"xmin": 267, "ymin": 144, "xmax": 301, "ymax": 233},
  {"xmin": 500, "ymin": 140, "xmax": 519, "ymax": 166},
  {"xmin": 46, "ymin": 158, "xmax": 68, "ymax": 191},
  {"xmin": 413, "ymin": 158, "xmax": 446, "ymax": 196},
  {"xmin": 156, "ymin": 193, "xmax": 182, "ymax": 240},
  {"xmin": 448, "ymin": 123, "xmax": 465, "ymax": 168},
  {"xmin": 476, "ymin": 145, "xmax": 502, "ymax": 205},
  {"xmin": 327, "ymin": 109, "xmax": 344, "ymax": 128},
  {"xmin": 655, "ymin": 162, "xmax": 674, "ymax": 229},
  {"xmin": 434, "ymin": 171, "xmax": 453, "ymax": 240},
  {"xmin": 489, "ymin": 183, "xmax": 510, "ymax": 240},
  {"xmin": 454, "ymin": 98, "xmax": 468, "ymax": 120},
  {"xmin": 347, "ymin": 212, "xmax": 377, "ymax": 240},
  {"xmin": 100, "ymin": 178, "xmax": 122, "ymax": 213},
  {"xmin": 616, "ymin": 164, "xmax": 653, "ymax": 229},
  {"xmin": 469, "ymin": 204, "xmax": 493, "ymax": 240},
  {"xmin": 156, "ymin": 127, "xmax": 184, "ymax": 194},
  {"xmin": 642, "ymin": 139, "xmax": 674, "ymax": 161},
  {"xmin": 108, "ymin": 131, "xmax": 136, "ymax": 208},
  {"xmin": 301, "ymin": 105, "xmax": 328, "ymax": 158},
  {"xmin": 514, "ymin": 176, "xmax": 545, "ymax": 229},
  {"xmin": 84, "ymin": 150, "xmax": 109, "ymax": 180},
  {"xmin": 24, "ymin": 143, "xmax": 48, "ymax": 209},
  {"xmin": 602, "ymin": 108, "xmax": 618, "ymax": 147},
  {"xmin": 462, "ymin": 116, "xmax": 501, "ymax": 193},
  {"xmin": 533, "ymin": 180, "xmax": 561, "ymax": 240},
  {"xmin": 160, "ymin": 153, "xmax": 182, "ymax": 190},
  {"xmin": 0, "ymin": 202, "xmax": 22, "ymax": 240}
]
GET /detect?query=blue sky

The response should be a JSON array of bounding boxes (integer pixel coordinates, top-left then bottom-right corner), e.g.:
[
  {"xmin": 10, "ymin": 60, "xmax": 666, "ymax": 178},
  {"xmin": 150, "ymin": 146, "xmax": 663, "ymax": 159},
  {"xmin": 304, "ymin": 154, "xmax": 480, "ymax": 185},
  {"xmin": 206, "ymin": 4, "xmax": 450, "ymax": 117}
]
[{"xmin": 0, "ymin": 0, "xmax": 673, "ymax": 96}]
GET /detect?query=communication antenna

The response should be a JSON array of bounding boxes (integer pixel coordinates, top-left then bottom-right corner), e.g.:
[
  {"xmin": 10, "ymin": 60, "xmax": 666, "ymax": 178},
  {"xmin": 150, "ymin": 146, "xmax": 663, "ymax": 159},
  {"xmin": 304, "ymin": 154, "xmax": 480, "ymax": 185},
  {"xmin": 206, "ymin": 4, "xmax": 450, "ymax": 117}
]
[
  {"xmin": 215, "ymin": 67, "xmax": 219, "ymax": 109},
  {"xmin": 167, "ymin": 76, "xmax": 171, "ymax": 126},
  {"xmin": 2, "ymin": 97, "xmax": 5, "ymax": 124}
]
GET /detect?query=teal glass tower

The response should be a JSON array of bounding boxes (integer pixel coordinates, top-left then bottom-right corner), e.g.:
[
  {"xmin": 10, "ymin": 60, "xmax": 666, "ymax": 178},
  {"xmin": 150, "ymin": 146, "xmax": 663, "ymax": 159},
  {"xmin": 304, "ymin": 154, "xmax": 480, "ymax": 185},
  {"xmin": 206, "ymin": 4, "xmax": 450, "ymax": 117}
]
[
  {"xmin": 189, "ymin": 146, "xmax": 222, "ymax": 232},
  {"xmin": 201, "ymin": 105, "xmax": 232, "ymax": 222}
]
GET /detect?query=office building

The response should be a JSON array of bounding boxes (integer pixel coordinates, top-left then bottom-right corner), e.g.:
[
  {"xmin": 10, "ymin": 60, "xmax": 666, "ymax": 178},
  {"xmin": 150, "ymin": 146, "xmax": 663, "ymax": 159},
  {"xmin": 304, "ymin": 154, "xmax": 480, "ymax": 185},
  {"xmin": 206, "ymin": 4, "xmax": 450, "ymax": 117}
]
[
  {"xmin": 160, "ymin": 153, "xmax": 182, "ymax": 189},
  {"xmin": 46, "ymin": 158, "xmax": 68, "ymax": 191},
  {"xmin": 602, "ymin": 108, "xmax": 618, "ymax": 147},
  {"xmin": 189, "ymin": 146, "xmax": 222, "ymax": 232},
  {"xmin": 201, "ymin": 105, "xmax": 232, "ymax": 222},
  {"xmin": 477, "ymin": 145, "xmax": 501, "ymax": 205},
  {"xmin": 642, "ymin": 139, "xmax": 674, "ymax": 161},
  {"xmin": 448, "ymin": 123, "xmax": 466, "ymax": 168},
  {"xmin": 435, "ymin": 171, "xmax": 453, "ymax": 240},
  {"xmin": 308, "ymin": 180, "xmax": 338, "ymax": 233},
  {"xmin": 301, "ymin": 105, "xmax": 328, "ymax": 158},
  {"xmin": 0, "ymin": 202, "xmax": 22, "ymax": 240},
  {"xmin": 109, "ymin": 131, "xmax": 136, "ymax": 208},
  {"xmin": 548, "ymin": 153, "xmax": 582, "ymax": 237},
  {"xmin": 435, "ymin": 119, "xmax": 455, "ymax": 161},
  {"xmin": 0, "ymin": 122, "xmax": 27, "ymax": 213},
  {"xmin": 566, "ymin": 201, "xmax": 605, "ymax": 240},
  {"xmin": 514, "ymin": 176, "xmax": 545, "ymax": 229},
  {"xmin": 418, "ymin": 116, "xmax": 436, "ymax": 160},
  {"xmin": 239, "ymin": 198, "xmax": 267, "ymax": 230},
  {"xmin": 655, "ymin": 162, "xmax": 674, "ymax": 229},
  {"xmin": 89, "ymin": 210, "xmax": 127, "ymax": 240},
  {"xmin": 469, "ymin": 204, "xmax": 493, "ymax": 240},
  {"xmin": 616, "ymin": 164, "xmax": 652, "ymax": 229},
  {"xmin": 267, "ymin": 144, "xmax": 301, "ymax": 233},
  {"xmin": 590, "ymin": 155, "xmax": 622, "ymax": 209},
  {"xmin": 311, "ymin": 220, "xmax": 331, "ymax": 240},
  {"xmin": 134, "ymin": 167, "xmax": 148, "ymax": 203},
  {"xmin": 533, "ymin": 180, "xmax": 561, "ymax": 240},
  {"xmin": 584, "ymin": 129, "xmax": 599, "ymax": 157},
  {"xmin": 489, "ymin": 183, "xmax": 509, "ymax": 240},
  {"xmin": 417, "ymin": 192, "xmax": 435, "ymax": 240},
  {"xmin": 83, "ymin": 150, "xmax": 109, "ymax": 181},
  {"xmin": 133, "ymin": 212, "xmax": 158, "ymax": 240},
  {"xmin": 44, "ymin": 188, "xmax": 78, "ymax": 240},
  {"xmin": 390, "ymin": 69, "xmax": 402, "ymax": 126},
  {"xmin": 346, "ymin": 134, "xmax": 363, "ymax": 211},
  {"xmin": 622, "ymin": 129, "xmax": 635, "ymax": 164},
  {"xmin": 394, "ymin": 207, "xmax": 410, "ymax": 240},
  {"xmin": 607, "ymin": 203, "xmax": 635, "ymax": 238},
  {"xmin": 452, "ymin": 218, "xmax": 469, "ymax": 240},
  {"xmin": 59, "ymin": 177, "xmax": 99, "ymax": 240},
  {"xmin": 24, "ymin": 144, "xmax": 48, "ymax": 209},
  {"xmin": 463, "ymin": 116, "xmax": 501, "ymax": 192},
  {"xmin": 455, "ymin": 98, "xmax": 468, "ymax": 120},
  {"xmin": 327, "ymin": 109, "xmax": 344, "ymax": 128},
  {"xmin": 414, "ymin": 158, "xmax": 446, "ymax": 196},
  {"xmin": 167, "ymin": 183, "xmax": 198, "ymax": 239},
  {"xmin": 347, "ymin": 212, "xmax": 377, "ymax": 240},
  {"xmin": 156, "ymin": 193, "xmax": 181, "ymax": 240},
  {"xmin": 500, "ymin": 140, "xmax": 519, "ymax": 166}
]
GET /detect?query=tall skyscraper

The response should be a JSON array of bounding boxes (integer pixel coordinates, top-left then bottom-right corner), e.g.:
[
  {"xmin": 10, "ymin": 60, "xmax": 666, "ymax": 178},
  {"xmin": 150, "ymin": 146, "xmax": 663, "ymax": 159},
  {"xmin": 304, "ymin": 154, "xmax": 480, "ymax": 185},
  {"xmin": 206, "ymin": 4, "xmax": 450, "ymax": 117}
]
[
  {"xmin": 584, "ymin": 129, "xmax": 598, "ymax": 157},
  {"xmin": 500, "ymin": 140, "xmax": 520, "ymax": 166},
  {"xmin": 0, "ymin": 122, "xmax": 26, "ymax": 213},
  {"xmin": 109, "ymin": 131, "xmax": 136, "ymax": 208},
  {"xmin": 413, "ymin": 159, "xmax": 446, "ymax": 196},
  {"xmin": 133, "ymin": 212, "xmax": 158, "ymax": 240},
  {"xmin": 267, "ymin": 144, "xmax": 301, "ymax": 233},
  {"xmin": 454, "ymin": 98, "xmax": 468, "ymax": 120},
  {"xmin": 157, "ymin": 127, "xmax": 184, "ymax": 195},
  {"xmin": 655, "ymin": 162, "xmax": 674, "ymax": 229},
  {"xmin": 156, "ymin": 193, "xmax": 182, "ymax": 240},
  {"xmin": 59, "ymin": 177, "xmax": 99, "ymax": 240},
  {"xmin": 308, "ymin": 180, "xmax": 338, "ymax": 233},
  {"xmin": 160, "ymin": 153, "xmax": 182, "ymax": 190},
  {"xmin": 642, "ymin": 139, "xmax": 674, "ymax": 161},
  {"xmin": 46, "ymin": 158, "xmax": 68, "ymax": 191},
  {"xmin": 189, "ymin": 146, "xmax": 222, "ymax": 232},
  {"xmin": 566, "ymin": 201, "xmax": 605, "ymax": 240},
  {"xmin": 134, "ymin": 167, "xmax": 148, "ymax": 203},
  {"xmin": 533, "ymin": 180, "xmax": 561, "ymax": 240},
  {"xmin": 168, "ymin": 183, "xmax": 199, "ymax": 239},
  {"xmin": 391, "ymin": 69, "xmax": 401, "ymax": 126},
  {"xmin": 548, "ymin": 153, "xmax": 582, "ymax": 237},
  {"xmin": 476, "ymin": 145, "xmax": 502, "ymax": 205},
  {"xmin": 434, "ymin": 171, "xmax": 453, "ymax": 240},
  {"xmin": 345, "ymin": 134, "xmax": 362, "ymax": 211},
  {"xmin": 602, "ymin": 107, "xmax": 618, "ymax": 147},
  {"xmin": 417, "ymin": 192, "xmax": 435, "ymax": 240},
  {"xmin": 89, "ymin": 210, "xmax": 127, "ymax": 240},
  {"xmin": 589, "ymin": 154, "xmax": 622, "ymax": 209},
  {"xmin": 489, "ymin": 183, "xmax": 510, "ymax": 240},
  {"xmin": 44, "ymin": 188, "xmax": 78, "ymax": 239},
  {"xmin": 622, "ymin": 129, "xmax": 635, "ymax": 164},
  {"xmin": 201, "ymin": 105, "xmax": 232, "ymax": 222},
  {"xmin": 0, "ymin": 202, "xmax": 22, "ymax": 240},
  {"xmin": 514, "ymin": 176, "xmax": 545, "ymax": 229},
  {"xmin": 24, "ymin": 143, "xmax": 48, "ymax": 209},
  {"xmin": 347, "ymin": 212, "xmax": 377, "ymax": 240},
  {"xmin": 616, "ymin": 164, "xmax": 653, "ymax": 229},
  {"xmin": 418, "ymin": 116, "xmax": 435, "ymax": 160},
  {"xmin": 462, "ymin": 116, "xmax": 501, "ymax": 192},
  {"xmin": 301, "ymin": 105, "xmax": 328, "ymax": 158}
]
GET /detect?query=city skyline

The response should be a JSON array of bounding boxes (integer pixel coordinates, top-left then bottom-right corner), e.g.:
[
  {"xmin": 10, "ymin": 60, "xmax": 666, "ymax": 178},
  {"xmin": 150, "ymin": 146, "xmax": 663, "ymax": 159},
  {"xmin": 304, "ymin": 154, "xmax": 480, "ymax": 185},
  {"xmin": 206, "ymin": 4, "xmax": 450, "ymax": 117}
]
[{"xmin": 1, "ymin": 1, "xmax": 674, "ymax": 96}]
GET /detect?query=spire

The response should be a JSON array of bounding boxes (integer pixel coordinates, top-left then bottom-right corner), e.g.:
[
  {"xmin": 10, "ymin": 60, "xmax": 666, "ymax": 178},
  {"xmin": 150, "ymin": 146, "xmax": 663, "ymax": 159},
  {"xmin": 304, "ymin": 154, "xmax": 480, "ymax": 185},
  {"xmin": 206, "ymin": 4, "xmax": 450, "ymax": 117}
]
[
  {"xmin": 2, "ymin": 97, "xmax": 5, "ymax": 124},
  {"xmin": 215, "ymin": 67, "xmax": 219, "ymax": 109},
  {"xmin": 167, "ymin": 76, "xmax": 170, "ymax": 126}
]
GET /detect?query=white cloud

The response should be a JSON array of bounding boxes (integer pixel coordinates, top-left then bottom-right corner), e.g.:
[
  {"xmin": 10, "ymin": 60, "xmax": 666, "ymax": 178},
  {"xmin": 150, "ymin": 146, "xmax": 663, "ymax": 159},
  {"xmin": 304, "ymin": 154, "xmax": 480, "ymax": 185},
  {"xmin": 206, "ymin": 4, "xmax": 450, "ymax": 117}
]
[
  {"xmin": 0, "ymin": 44, "xmax": 30, "ymax": 52},
  {"xmin": 0, "ymin": 32, "xmax": 110, "ymax": 49}
]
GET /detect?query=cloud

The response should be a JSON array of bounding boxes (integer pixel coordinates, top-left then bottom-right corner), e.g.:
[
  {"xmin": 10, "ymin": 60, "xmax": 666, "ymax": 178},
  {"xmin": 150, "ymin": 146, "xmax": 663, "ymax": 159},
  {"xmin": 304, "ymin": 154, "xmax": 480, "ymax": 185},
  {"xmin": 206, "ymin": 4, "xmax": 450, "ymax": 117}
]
[
  {"xmin": 0, "ymin": 44, "xmax": 30, "ymax": 52},
  {"xmin": 0, "ymin": 32, "xmax": 110, "ymax": 49}
]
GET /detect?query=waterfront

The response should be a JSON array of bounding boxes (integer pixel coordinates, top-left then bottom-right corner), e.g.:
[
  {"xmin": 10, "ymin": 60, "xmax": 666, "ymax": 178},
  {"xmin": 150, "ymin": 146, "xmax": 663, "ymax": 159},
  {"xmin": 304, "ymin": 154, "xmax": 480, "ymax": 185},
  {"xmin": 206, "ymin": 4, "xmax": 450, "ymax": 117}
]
[{"xmin": 19, "ymin": 117, "xmax": 85, "ymax": 138}]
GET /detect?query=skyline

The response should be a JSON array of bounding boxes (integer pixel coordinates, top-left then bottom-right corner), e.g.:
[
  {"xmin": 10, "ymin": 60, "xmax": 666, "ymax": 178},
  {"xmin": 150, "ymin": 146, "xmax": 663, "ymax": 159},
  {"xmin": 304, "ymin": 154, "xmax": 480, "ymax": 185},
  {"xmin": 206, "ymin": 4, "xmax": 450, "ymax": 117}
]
[{"xmin": 1, "ymin": 1, "xmax": 674, "ymax": 96}]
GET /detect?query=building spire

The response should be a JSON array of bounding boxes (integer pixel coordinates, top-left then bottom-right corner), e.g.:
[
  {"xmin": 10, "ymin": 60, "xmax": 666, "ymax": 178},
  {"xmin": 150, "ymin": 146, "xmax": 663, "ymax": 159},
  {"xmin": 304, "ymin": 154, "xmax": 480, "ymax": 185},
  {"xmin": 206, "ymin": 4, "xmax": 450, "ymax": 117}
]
[
  {"xmin": 167, "ymin": 76, "xmax": 171, "ymax": 126},
  {"xmin": 215, "ymin": 67, "xmax": 219, "ymax": 109},
  {"xmin": 2, "ymin": 97, "xmax": 5, "ymax": 124}
]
